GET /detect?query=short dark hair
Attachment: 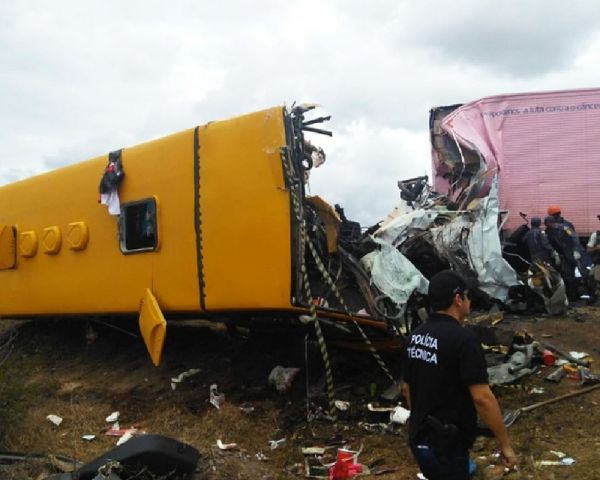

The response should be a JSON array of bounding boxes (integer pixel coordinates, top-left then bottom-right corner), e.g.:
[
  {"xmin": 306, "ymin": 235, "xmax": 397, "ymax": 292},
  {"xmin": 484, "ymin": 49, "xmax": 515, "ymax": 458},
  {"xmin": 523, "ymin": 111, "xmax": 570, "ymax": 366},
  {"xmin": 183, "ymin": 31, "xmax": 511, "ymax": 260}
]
[{"xmin": 428, "ymin": 270, "xmax": 474, "ymax": 311}]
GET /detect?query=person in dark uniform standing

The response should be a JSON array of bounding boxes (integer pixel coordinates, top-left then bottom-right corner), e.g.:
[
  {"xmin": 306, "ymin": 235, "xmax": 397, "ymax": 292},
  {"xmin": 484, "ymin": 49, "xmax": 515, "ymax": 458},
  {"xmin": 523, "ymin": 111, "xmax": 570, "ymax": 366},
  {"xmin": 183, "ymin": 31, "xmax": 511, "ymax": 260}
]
[
  {"xmin": 546, "ymin": 205, "xmax": 595, "ymax": 302},
  {"xmin": 544, "ymin": 216, "xmax": 581, "ymax": 301},
  {"xmin": 523, "ymin": 216, "xmax": 559, "ymax": 265},
  {"xmin": 403, "ymin": 271, "xmax": 517, "ymax": 479}
]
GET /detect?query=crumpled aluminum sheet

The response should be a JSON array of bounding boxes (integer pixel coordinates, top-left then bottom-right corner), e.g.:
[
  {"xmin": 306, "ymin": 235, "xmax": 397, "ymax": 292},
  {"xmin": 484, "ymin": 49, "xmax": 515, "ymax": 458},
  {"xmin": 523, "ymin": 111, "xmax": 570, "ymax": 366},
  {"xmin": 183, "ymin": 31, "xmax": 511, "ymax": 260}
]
[
  {"xmin": 375, "ymin": 208, "xmax": 439, "ymax": 247},
  {"xmin": 430, "ymin": 177, "xmax": 518, "ymax": 300},
  {"xmin": 361, "ymin": 238, "xmax": 429, "ymax": 305}
]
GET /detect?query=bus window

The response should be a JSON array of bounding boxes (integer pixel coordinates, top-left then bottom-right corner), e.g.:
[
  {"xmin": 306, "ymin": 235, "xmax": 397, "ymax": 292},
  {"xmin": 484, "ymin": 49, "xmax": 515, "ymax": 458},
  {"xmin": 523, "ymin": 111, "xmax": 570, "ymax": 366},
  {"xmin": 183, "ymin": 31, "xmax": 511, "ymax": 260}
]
[{"xmin": 119, "ymin": 199, "xmax": 158, "ymax": 253}]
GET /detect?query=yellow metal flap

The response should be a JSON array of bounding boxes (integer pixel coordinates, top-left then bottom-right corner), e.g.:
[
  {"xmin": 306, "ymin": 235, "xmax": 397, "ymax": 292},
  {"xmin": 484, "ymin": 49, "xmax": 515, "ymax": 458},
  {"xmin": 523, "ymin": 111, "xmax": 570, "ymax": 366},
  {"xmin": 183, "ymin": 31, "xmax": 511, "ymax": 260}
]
[
  {"xmin": 0, "ymin": 225, "xmax": 16, "ymax": 270},
  {"xmin": 139, "ymin": 289, "xmax": 167, "ymax": 366},
  {"xmin": 306, "ymin": 196, "xmax": 341, "ymax": 253}
]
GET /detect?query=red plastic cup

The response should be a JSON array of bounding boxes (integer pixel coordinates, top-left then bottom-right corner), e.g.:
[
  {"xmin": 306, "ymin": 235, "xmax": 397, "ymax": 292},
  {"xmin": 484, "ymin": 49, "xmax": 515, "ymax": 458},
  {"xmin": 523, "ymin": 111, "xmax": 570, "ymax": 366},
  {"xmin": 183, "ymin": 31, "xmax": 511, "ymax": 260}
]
[{"xmin": 543, "ymin": 349, "xmax": 556, "ymax": 366}]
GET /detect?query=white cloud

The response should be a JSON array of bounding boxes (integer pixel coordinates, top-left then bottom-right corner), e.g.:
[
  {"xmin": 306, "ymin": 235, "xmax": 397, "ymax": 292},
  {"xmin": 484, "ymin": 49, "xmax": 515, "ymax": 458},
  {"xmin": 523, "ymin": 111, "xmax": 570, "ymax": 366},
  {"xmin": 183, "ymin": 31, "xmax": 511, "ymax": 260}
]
[{"xmin": 1, "ymin": 0, "xmax": 600, "ymax": 225}]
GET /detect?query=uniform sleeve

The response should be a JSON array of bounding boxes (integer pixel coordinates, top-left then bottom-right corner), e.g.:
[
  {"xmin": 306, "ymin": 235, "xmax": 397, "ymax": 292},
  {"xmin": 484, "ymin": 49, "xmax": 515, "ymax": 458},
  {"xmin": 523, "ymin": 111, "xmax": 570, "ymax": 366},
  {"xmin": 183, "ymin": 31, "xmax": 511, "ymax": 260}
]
[
  {"xmin": 541, "ymin": 232, "xmax": 554, "ymax": 254},
  {"xmin": 458, "ymin": 330, "xmax": 488, "ymax": 386}
]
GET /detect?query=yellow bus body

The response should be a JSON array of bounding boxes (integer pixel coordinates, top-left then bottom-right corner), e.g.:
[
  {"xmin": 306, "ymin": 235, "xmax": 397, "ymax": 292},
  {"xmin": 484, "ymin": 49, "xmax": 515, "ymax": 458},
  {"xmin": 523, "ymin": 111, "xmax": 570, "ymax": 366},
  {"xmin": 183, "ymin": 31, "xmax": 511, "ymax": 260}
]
[
  {"xmin": 0, "ymin": 106, "xmax": 292, "ymax": 317},
  {"xmin": 0, "ymin": 106, "xmax": 395, "ymax": 364}
]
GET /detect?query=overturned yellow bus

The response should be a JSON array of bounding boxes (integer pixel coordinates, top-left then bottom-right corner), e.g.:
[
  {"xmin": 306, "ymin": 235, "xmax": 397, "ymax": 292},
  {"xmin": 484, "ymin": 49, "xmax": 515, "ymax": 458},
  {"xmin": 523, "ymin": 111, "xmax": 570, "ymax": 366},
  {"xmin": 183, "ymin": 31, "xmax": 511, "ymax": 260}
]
[{"xmin": 0, "ymin": 106, "xmax": 403, "ymax": 364}]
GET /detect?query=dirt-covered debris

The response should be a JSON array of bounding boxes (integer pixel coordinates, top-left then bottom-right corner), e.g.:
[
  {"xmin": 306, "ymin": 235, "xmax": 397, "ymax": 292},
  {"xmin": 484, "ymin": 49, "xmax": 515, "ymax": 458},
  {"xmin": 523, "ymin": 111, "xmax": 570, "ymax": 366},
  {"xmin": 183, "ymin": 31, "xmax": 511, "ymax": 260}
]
[{"xmin": 1, "ymin": 309, "xmax": 600, "ymax": 479}]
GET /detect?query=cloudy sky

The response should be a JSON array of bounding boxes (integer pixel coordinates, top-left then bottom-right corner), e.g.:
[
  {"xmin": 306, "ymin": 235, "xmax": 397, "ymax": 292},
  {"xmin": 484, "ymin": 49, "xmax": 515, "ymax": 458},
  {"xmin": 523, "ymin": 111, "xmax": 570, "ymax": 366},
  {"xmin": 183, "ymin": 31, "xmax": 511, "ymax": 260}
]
[{"xmin": 2, "ymin": 1, "xmax": 599, "ymax": 224}]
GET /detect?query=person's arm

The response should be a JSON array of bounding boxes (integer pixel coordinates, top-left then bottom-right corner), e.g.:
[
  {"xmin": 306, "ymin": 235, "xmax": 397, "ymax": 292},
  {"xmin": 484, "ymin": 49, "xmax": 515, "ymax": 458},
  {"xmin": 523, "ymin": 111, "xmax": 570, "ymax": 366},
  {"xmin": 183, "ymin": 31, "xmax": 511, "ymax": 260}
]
[
  {"xmin": 587, "ymin": 233, "xmax": 600, "ymax": 254},
  {"xmin": 469, "ymin": 384, "xmax": 517, "ymax": 469}
]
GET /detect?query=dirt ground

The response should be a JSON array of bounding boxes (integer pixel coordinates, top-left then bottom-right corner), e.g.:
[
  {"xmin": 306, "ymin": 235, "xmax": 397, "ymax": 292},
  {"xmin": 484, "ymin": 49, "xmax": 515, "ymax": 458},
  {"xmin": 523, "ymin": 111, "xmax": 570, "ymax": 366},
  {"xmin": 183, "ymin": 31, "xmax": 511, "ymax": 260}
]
[{"xmin": 1, "ymin": 306, "xmax": 600, "ymax": 480}]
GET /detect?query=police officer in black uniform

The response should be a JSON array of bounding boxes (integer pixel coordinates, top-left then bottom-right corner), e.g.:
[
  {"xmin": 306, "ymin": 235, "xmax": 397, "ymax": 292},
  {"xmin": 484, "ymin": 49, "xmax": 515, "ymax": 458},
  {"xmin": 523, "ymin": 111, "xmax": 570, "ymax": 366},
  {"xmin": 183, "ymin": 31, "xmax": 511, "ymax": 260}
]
[{"xmin": 403, "ymin": 271, "xmax": 517, "ymax": 479}]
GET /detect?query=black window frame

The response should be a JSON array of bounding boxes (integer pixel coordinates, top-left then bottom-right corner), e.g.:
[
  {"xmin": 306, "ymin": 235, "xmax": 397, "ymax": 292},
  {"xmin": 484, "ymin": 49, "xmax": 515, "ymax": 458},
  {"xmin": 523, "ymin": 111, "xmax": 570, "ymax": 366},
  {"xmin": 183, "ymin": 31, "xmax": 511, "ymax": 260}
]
[{"xmin": 118, "ymin": 197, "xmax": 158, "ymax": 254}]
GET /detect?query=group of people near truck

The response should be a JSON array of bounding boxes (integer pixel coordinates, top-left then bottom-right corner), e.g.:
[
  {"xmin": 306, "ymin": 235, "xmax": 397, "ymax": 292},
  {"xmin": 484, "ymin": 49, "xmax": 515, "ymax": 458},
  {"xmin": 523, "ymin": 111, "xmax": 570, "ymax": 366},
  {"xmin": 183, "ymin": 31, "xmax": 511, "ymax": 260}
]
[{"xmin": 524, "ymin": 204, "xmax": 597, "ymax": 303}]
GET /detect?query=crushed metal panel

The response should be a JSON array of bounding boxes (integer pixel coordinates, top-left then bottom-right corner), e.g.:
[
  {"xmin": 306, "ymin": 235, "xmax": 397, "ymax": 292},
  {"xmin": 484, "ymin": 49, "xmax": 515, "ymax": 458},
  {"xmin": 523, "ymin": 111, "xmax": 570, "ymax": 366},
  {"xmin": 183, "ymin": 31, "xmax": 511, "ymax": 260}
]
[
  {"xmin": 376, "ymin": 209, "xmax": 439, "ymax": 247},
  {"xmin": 465, "ymin": 177, "xmax": 518, "ymax": 300},
  {"xmin": 429, "ymin": 177, "xmax": 518, "ymax": 300},
  {"xmin": 139, "ymin": 289, "xmax": 167, "ymax": 366},
  {"xmin": 360, "ymin": 238, "xmax": 428, "ymax": 305}
]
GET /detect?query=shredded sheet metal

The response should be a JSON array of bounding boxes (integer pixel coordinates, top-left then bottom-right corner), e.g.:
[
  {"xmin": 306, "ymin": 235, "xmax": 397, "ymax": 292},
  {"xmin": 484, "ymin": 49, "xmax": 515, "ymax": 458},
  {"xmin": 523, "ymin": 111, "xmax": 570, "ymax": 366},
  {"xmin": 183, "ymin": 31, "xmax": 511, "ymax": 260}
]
[
  {"xmin": 376, "ymin": 208, "xmax": 439, "ymax": 247},
  {"xmin": 428, "ymin": 177, "xmax": 517, "ymax": 300},
  {"xmin": 465, "ymin": 177, "xmax": 518, "ymax": 300},
  {"xmin": 361, "ymin": 238, "xmax": 429, "ymax": 305}
]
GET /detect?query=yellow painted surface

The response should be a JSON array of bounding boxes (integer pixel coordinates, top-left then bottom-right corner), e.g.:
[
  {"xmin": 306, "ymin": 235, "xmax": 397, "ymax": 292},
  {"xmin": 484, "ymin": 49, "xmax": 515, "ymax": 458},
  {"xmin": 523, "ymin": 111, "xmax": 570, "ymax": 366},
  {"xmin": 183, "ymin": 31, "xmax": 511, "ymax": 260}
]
[
  {"xmin": 19, "ymin": 231, "xmax": 38, "ymax": 257},
  {"xmin": 199, "ymin": 107, "xmax": 292, "ymax": 310},
  {"xmin": 0, "ymin": 106, "xmax": 295, "ymax": 317},
  {"xmin": 0, "ymin": 128, "xmax": 200, "ymax": 315},
  {"xmin": 139, "ymin": 288, "xmax": 167, "ymax": 366},
  {"xmin": 0, "ymin": 225, "xmax": 15, "ymax": 269},
  {"xmin": 66, "ymin": 221, "xmax": 89, "ymax": 251}
]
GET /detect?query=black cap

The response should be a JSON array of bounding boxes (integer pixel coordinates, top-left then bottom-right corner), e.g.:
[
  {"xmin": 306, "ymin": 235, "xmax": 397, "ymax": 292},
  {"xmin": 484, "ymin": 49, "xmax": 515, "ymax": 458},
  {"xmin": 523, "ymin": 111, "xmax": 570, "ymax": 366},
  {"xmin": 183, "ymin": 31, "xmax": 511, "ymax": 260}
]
[
  {"xmin": 428, "ymin": 270, "xmax": 476, "ymax": 310},
  {"xmin": 531, "ymin": 217, "xmax": 541, "ymax": 227}
]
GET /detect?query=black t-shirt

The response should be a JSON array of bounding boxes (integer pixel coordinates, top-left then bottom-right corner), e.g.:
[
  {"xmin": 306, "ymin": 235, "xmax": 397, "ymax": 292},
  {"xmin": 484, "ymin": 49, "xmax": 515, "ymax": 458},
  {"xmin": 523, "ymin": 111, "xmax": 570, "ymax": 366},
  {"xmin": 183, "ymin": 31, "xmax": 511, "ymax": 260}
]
[{"xmin": 404, "ymin": 313, "xmax": 488, "ymax": 447}]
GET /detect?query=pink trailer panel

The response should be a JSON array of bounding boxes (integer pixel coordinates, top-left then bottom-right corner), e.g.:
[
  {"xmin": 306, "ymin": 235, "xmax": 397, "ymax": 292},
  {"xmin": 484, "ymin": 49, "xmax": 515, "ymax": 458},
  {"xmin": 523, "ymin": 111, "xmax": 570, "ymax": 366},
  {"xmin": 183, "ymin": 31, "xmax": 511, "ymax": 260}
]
[{"xmin": 436, "ymin": 88, "xmax": 600, "ymax": 235}]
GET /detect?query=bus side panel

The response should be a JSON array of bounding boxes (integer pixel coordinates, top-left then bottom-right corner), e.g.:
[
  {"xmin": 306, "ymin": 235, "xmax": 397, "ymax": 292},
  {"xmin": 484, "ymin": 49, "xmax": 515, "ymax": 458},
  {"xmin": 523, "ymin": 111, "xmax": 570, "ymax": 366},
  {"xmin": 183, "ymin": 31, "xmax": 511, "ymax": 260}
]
[
  {"xmin": 0, "ymin": 129, "xmax": 201, "ymax": 316},
  {"xmin": 126, "ymin": 129, "xmax": 201, "ymax": 312},
  {"xmin": 199, "ymin": 107, "xmax": 293, "ymax": 310}
]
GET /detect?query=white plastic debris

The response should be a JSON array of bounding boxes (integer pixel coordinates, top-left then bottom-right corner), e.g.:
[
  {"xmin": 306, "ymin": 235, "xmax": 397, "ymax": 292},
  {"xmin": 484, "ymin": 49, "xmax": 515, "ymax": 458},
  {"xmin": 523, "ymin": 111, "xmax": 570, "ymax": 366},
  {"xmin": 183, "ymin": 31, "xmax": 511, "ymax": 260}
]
[
  {"xmin": 170, "ymin": 368, "xmax": 201, "ymax": 390},
  {"xmin": 538, "ymin": 458, "xmax": 576, "ymax": 466},
  {"xmin": 210, "ymin": 384, "xmax": 225, "ymax": 409},
  {"xmin": 268, "ymin": 366, "xmax": 301, "ymax": 393},
  {"xmin": 239, "ymin": 404, "xmax": 255, "ymax": 414},
  {"xmin": 46, "ymin": 414, "xmax": 63, "ymax": 426},
  {"xmin": 367, "ymin": 403, "xmax": 394, "ymax": 412},
  {"xmin": 217, "ymin": 439, "xmax": 237, "ymax": 450},
  {"xmin": 302, "ymin": 447, "xmax": 326, "ymax": 455},
  {"xmin": 550, "ymin": 450, "xmax": 566, "ymax": 458},
  {"xmin": 569, "ymin": 351, "xmax": 589, "ymax": 360},
  {"xmin": 268, "ymin": 438, "xmax": 286, "ymax": 450},
  {"xmin": 390, "ymin": 405, "xmax": 411, "ymax": 424},
  {"xmin": 334, "ymin": 400, "xmax": 350, "ymax": 411},
  {"xmin": 105, "ymin": 411, "xmax": 120, "ymax": 423},
  {"xmin": 256, "ymin": 452, "xmax": 269, "ymax": 461},
  {"xmin": 116, "ymin": 431, "xmax": 134, "ymax": 446},
  {"xmin": 81, "ymin": 434, "xmax": 96, "ymax": 442},
  {"xmin": 530, "ymin": 387, "xmax": 545, "ymax": 394}
]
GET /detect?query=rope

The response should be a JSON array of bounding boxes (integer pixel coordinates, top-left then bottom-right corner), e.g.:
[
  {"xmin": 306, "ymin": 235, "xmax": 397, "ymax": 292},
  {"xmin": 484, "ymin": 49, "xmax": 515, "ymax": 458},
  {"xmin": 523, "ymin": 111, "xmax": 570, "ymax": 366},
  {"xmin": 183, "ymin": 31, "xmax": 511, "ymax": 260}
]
[
  {"xmin": 281, "ymin": 146, "xmax": 337, "ymax": 422},
  {"xmin": 305, "ymin": 233, "xmax": 395, "ymax": 383}
]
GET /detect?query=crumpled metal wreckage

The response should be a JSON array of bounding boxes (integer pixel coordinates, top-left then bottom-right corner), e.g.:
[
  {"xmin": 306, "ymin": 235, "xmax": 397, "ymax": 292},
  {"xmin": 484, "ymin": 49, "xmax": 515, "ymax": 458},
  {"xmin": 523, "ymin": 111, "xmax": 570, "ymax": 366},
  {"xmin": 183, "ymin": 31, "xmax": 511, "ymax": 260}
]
[
  {"xmin": 302, "ymin": 171, "xmax": 566, "ymax": 351},
  {"xmin": 487, "ymin": 344, "xmax": 537, "ymax": 386},
  {"xmin": 298, "ymin": 124, "xmax": 565, "ymax": 355},
  {"xmin": 369, "ymin": 175, "xmax": 565, "ymax": 315}
]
